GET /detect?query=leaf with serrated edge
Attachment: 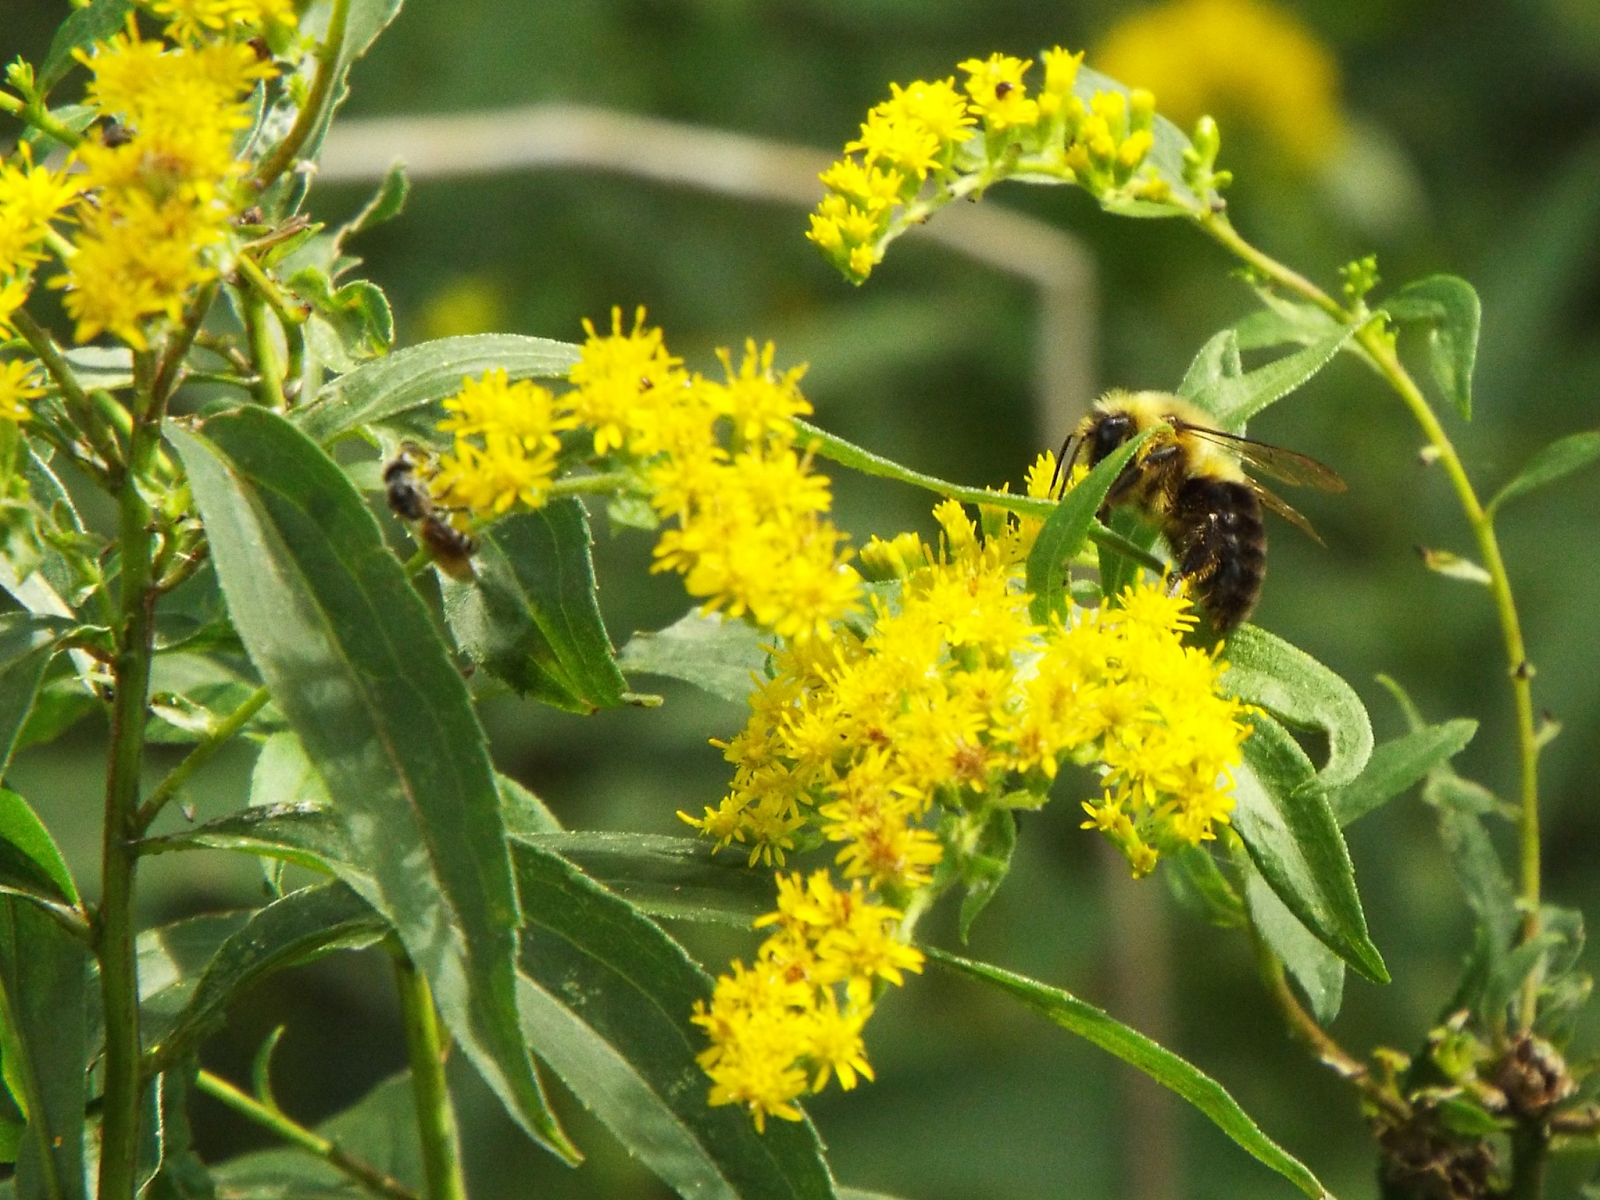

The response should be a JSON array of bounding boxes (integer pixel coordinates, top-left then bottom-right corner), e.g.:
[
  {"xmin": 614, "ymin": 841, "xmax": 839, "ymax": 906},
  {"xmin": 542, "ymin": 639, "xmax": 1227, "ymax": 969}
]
[
  {"xmin": 1224, "ymin": 625, "xmax": 1372, "ymax": 790},
  {"xmin": 1383, "ymin": 275, "xmax": 1481, "ymax": 421},
  {"xmin": 0, "ymin": 897, "xmax": 90, "ymax": 1200},
  {"xmin": 511, "ymin": 838, "xmax": 836, "ymax": 1200},
  {"xmin": 617, "ymin": 610, "xmax": 770, "ymax": 704},
  {"xmin": 1027, "ymin": 428, "xmax": 1156, "ymax": 624},
  {"xmin": 927, "ymin": 947, "xmax": 1335, "ymax": 1200},
  {"xmin": 441, "ymin": 502, "xmax": 628, "ymax": 714},
  {"xmin": 1329, "ymin": 720, "xmax": 1477, "ymax": 826},
  {"xmin": 1233, "ymin": 715, "xmax": 1387, "ymax": 983},
  {"xmin": 1489, "ymin": 430, "xmax": 1600, "ymax": 514},
  {"xmin": 1245, "ymin": 861, "xmax": 1344, "ymax": 1025},
  {"xmin": 169, "ymin": 408, "xmax": 574, "ymax": 1161},
  {"xmin": 1188, "ymin": 327, "xmax": 1355, "ymax": 432},
  {"xmin": 292, "ymin": 334, "xmax": 579, "ymax": 445},
  {"xmin": 146, "ymin": 884, "xmax": 387, "ymax": 1072}
]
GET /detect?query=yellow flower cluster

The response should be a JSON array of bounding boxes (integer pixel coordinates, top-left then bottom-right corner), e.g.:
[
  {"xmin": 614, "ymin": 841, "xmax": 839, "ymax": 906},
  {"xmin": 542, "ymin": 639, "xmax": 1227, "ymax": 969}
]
[
  {"xmin": 0, "ymin": 360, "xmax": 46, "ymax": 422},
  {"xmin": 685, "ymin": 454, "xmax": 1251, "ymax": 879},
  {"xmin": 809, "ymin": 47, "xmax": 1164, "ymax": 282},
  {"xmin": 1096, "ymin": 0, "xmax": 1343, "ymax": 169},
  {"xmin": 55, "ymin": 25, "xmax": 274, "ymax": 348},
  {"xmin": 428, "ymin": 313, "xmax": 861, "ymax": 642},
  {"xmin": 691, "ymin": 870, "xmax": 923, "ymax": 1130},
  {"xmin": 0, "ymin": 148, "xmax": 80, "ymax": 335},
  {"xmin": 144, "ymin": 0, "xmax": 297, "ymax": 44},
  {"xmin": 432, "ymin": 370, "xmax": 573, "ymax": 515}
]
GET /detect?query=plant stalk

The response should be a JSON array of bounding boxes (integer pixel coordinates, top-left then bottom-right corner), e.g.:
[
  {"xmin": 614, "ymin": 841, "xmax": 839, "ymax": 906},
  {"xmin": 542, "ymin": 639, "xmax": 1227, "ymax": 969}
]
[
  {"xmin": 241, "ymin": 285, "xmax": 286, "ymax": 409},
  {"xmin": 134, "ymin": 686, "xmax": 271, "ymax": 831},
  {"xmin": 194, "ymin": 1070, "xmax": 421, "ymax": 1200},
  {"xmin": 252, "ymin": 0, "xmax": 351, "ymax": 192},
  {"xmin": 97, "ymin": 367, "xmax": 165, "ymax": 1200},
  {"xmin": 1197, "ymin": 211, "xmax": 1543, "ymax": 1028},
  {"xmin": 391, "ymin": 951, "xmax": 468, "ymax": 1200}
]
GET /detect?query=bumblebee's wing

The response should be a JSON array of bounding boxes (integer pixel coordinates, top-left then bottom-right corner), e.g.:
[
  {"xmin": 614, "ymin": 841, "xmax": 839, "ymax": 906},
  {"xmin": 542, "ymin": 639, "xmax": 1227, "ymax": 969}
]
[
  {"xmin": 1170, "ymin": 420, "xmax": 1347, "ymax": 492},
  {"xmin": 1253, "ymin": 482, "xmax": 1326, "ymax": 546}
]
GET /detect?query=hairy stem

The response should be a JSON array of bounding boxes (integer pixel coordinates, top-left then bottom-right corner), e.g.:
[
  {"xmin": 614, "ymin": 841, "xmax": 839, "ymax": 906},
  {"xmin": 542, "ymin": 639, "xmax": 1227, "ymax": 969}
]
[
  {"xmin": 195, "ymin": 1070, "xmax": 421, "ymax": 1200},
  {"xmin": 97, "ymin": 364, "xmax": 165, "ymax": 1200},
  {"xmin": 392, "ymin": 951, "xmax": 468, "ymax": 1200},
  {"xmin": 252, "ymin": 0, "xmax": 351, "ymax": 192},
  {"xmin": 1198, "ymin": 211, "xmax": 1542, "ymax": 1028}
]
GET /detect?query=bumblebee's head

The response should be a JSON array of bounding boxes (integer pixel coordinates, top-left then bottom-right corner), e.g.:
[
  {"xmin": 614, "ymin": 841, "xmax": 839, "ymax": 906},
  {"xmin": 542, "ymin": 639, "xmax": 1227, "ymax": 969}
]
[{"xmin": 1085, "ymin": 409, "xmax": 1137, "ymax": 466}]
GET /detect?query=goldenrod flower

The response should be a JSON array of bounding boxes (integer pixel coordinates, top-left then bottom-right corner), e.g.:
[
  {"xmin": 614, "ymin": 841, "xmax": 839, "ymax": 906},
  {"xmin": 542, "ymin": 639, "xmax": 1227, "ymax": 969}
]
[
  {"xmin": 958, "ymin": 53, "xmax": 1041, "ymax": 132},
  {"xmin": 145, "ymin": 0, "xmax": 297, "ymax": 43},
  {"xmin": 0, "ymin": 360, "xmax": 46, "ymax": 422},
  {"xmin": 0, "ymin": 149, "xmax": 80, "ymax": 278},
  {"xmin": 1096, "ymin": 0, "xmax": 1344, "ymax": 168},
  {"xmin": 431, "ymin": 371, "xmax": 573, "ymax": 515},
  {"xmin": 566, "ymin": 306, "xmax": 689, "ymax": 457}
]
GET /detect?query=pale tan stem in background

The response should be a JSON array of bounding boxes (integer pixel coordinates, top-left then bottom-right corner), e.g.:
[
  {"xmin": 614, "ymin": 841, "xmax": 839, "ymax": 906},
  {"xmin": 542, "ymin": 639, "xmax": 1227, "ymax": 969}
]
[{"xmin": 316, "ymin": 103, "xmax": 1098, "ymax": 441}]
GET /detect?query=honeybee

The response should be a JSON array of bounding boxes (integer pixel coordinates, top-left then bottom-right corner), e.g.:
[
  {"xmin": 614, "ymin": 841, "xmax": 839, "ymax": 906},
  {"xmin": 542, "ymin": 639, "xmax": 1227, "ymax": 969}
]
[
  {"xmin": 1057, "ymin": 390, "xmax": 1346, "ymax": 631},
  {"xmin": 383, "ymin": 449, "xmax": 477, "ymax": 581}
]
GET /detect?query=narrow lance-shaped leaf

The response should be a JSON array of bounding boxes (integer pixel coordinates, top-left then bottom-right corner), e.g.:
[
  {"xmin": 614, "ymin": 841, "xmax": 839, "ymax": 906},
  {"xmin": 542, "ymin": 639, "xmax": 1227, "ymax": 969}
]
[
  {"xmin": 1488, "ymin": 430, "xmax": 1600, "ymax": 515},
  {"xmin": 1232, "ymin": 714, "xmax": 1388, "ymax": 983},
  {"xmin": 927, "ymin": 947, "xmax": 1336, "ymax": 1200},
  {"xmin": 1224, "ymin": 625, "xmax": 1373, "ymax": 790},
  {"xmin": 169, "ymin": 407, "xmax": 576, "ymax": 1161},
  {"xmin": 441, "ymin": 502, "xmax": 629, "ymax": 714},
  {"xmin": 1382, "ymin": 275, "xmax": 1481, "ymax": 421},
  {"xmin": 0, "ymin": 896, "xmax": 90, "ymax": 1200},
  {"xmin": 146, "ymin": 884, "xmax": 389, "ymax": 1073},
  {"xmin": 38, "ymin": 0, "xmax": 132, "ymax": 92},
  {"xmin": 511, "ymin": 838, "xmax": 837, "ymax": 1200},
  {"xmin": 0, "ymin": 617, "xmax": 69, "ymax": 778},
  {"xmin": 1026, "ymin": 428, "xmax": 1155, "ymax": 624},
  {"xmin": 1178, "ymin": 328, "xmax": 1243, "ymax": 400},
  {"xmin": 0, "ymin": 788, "xmax": 79, "ymax": 911},
  {"xmin": 617, "ymin": 610, "xmax": 770, "ymax": 705},
  {"xmin": 1188, "ymin": 326, "xmax": 1355, "ymax": 432},
  {"xmin": 292, "ymin": 334, "xmax": 580, "ymax": 445},
  {"xmin": 1328, "ymin": 719, "xmax": 1477, "ymax": 826},
  {"xmin": 1244, "ymin": 860, "xmax": 1345, "ymax": 1026}
]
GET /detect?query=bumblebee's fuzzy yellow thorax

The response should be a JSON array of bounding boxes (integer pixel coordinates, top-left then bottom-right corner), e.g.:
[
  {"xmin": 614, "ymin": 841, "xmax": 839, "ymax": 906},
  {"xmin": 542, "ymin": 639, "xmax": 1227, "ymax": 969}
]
[{"xmin": 1093, "ymin": 389, "xmax": 1245, "ymax": 483}]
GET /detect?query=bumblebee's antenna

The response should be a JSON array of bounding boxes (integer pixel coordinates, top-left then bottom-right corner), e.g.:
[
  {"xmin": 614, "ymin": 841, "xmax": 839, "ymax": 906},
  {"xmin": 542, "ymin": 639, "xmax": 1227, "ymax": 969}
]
[{"xmin": 1050, "ymin": 431, "xmax": 1082, "ymax": 498}]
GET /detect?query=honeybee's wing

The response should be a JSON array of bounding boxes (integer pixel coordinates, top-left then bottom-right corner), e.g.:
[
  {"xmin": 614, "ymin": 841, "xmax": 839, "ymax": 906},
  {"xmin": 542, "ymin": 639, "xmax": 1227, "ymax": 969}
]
[
  {"xmin": 1170, "ymin": 420, "xmax": 1347, "ymax": 492},
  {"xmin": 1251, "ymin": 482, "xmax": 1326, "ymax": 546}
]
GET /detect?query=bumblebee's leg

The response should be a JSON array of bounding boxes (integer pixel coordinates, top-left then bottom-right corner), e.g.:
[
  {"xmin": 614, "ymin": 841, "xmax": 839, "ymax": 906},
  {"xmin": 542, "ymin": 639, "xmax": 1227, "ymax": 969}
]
[{"xmin": 1103, "ymin": 442, "xmax": 1179, "ymax": 507}]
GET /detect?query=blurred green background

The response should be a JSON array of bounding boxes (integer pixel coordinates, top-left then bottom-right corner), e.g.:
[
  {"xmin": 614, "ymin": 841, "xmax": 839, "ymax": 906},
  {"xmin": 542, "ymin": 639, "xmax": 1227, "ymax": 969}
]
[{"xmin": 5, "ymin": 1, "xmax": 1600, "ymax": 1197}]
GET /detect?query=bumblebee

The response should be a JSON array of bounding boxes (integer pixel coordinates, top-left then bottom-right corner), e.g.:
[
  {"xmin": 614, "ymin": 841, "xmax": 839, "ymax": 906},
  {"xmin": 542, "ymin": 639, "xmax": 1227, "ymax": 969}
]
[
  {"xmin": 1058, "ymin": 390, "xmax": 1346, "ymax": 631},
  {"xmin": 383, "ymin": 449, "xmax": 477, "ymax": 581}
]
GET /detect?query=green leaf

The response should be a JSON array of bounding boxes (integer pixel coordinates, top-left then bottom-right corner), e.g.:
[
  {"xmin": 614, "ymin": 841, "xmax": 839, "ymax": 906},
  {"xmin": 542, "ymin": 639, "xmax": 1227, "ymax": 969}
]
[
  {"xmin": 0, "ymin": 616, "xmax": 68, "ymax": 777},
  {"xmin": 926, "ymin": 947, "xmax": 1335, "ymax": 1200},
  {"xmin": 0, "ymin": 897, "xmax": 90, "ymax": 1200},
  {"xmin": 440, "ymin": 502, "xmax": 629, "ymax": 714},
  {"xmin": 1488, "ymin": 430, "xmax": 1600, "ymax": 514},
  {"xmin": 1327, "ymin": 719, "xmax": 1477, "ymax": 826},
  {"xmin": 515, "ymin": 832, "xmax": 774, "ymax": 926},
  {"xmin": 616, "ymin": 610, "xmax": 770, "ymax": 704},
  {"xmin": 496, "ymin": 774, "xmax": 562, "ymax": 836},
  {"xmin": 511, "ymin": 837, "xmax": 837, "ymax": 1200},
  {"xmin": 1244, "ymin": 861, "xmax": 1344, "ymax": 1025},
  {"xmin": 141, "ymin": 804, "xmax": 364, "ymax": 885},
  {"xmin": 146, "ymin": 884, "xmax": 387, "ymax": 1072},
  {"xmin": 14, "ymin": 680, "xmax": 100, "ymax": 755},
  {"xmin": 168, "ymin": 407, "xmax": 575, "ymax": 1162},
  {"xmin": 1094, "ymin": 509, "xmax": 1160, "ymax": 618},
  {"xmin": 212, "ymin": 1072, "xmax": 423, "ymax": 1199},
  {"xmin": 38, "ymin": 0, "xmax": 132, "ymax": 92},
  {"xmin": 1223, "ymin": 625, "xmax": 1373, "ymax": 790},
  {"xmin": 1382, "ymin": 275, "xmax": 1481, "ymax": 421},
  {"xmin": 1026, "ymin": 428, "xmax": 1156, "ymax": 624},
  {"xmin": 285, "ymin": 269, "xmax": 393, "ymax": 361},
  {"xmin": 1425, "ymin": 783, "xmax": 1518, "ymax": 985},
  {"xmin": 337, "ymin": 160, "xmax": 409, "ymax": 244},
  {"xmin": 1233, "ymin": 715, "xmax": 1388, "ymax": 983},
  {"xmin": 1178, "ymin": 329, "xmax": 1242, "ymax": 399},
  {"xmin": 1233, "ymin": 299, "xmax": 1343, "ymax": 351},
  {"xmin": 248, "ymin": 731, "xmax": 333, "ymax": 893},
  {"xmin": 1164, "ymin": 844, "xmax": 1246, "ymax": 929},
  {"xmin": 61, "ymin": 346, "xmax": 133, "ymax": 393},
  {"xmin": 0, "ymin": 790, "xmax": 78, "ymax": 909},
  {"xmin": 1187, "ymin": 327, "xmax": 1355, "ymax": 432},
  {"xmin": 956, "ymin": 808, "xmax": 1016, "ymax": 941},
  {"xmin": 292, "ymin": 334, "xmax": 579, "ymax": 446}
]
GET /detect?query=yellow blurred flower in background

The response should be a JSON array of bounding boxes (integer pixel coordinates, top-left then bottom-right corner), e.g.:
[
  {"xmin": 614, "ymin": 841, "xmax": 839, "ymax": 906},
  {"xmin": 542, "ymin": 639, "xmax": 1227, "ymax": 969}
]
[{"xmin": 1096, "ymin": 0, "xmax": 1345, "ymax": 169}]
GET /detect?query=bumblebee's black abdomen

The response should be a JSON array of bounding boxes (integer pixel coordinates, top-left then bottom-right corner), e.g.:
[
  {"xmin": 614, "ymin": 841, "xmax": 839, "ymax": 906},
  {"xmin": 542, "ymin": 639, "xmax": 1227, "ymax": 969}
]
[{"xmin": 1170, "ymin": 476, "xmax": 1266, "ymax": 631}]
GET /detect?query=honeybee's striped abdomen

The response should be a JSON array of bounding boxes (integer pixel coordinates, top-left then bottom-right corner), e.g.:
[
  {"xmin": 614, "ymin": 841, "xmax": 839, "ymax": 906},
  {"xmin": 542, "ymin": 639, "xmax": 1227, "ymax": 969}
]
[{"xmin": 1170, "ymin": 475, "xmax": 1266, "ymax": 631}]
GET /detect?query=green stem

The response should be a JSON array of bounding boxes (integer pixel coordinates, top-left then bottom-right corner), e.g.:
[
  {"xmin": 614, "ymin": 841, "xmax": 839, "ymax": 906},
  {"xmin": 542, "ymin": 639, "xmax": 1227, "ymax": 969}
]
[
  {"xmin": 194, "ymin": 1070, "xmax": 421, "ymax": 1200},
  {"xmin": 97, "ymin": 370, "xmax": 164, "ymax": 1200},
  {"xmin": 152, "ymin": 282, "xmax": 220, "ymax": 404},
  {"xmin": 242, "ymin": 286, "xmax": 285, "ymax": 408},
  {"xmin": 1509, "ymin": 1122, "xmax": 1548, "ymax": 1200},
  {"xmin": 10, "ymin": 309, "xmax": 121, "ymax": 472},
  {"xmin": 133, "ymin": 686, "xmax": 271, "ymax": 831},
  {"xmin": 0, "ymin": 92, "xmax": 83, "ymax": 148},
  {"xmin": 1196, "ymin": 211, "xmax": 1543, "ymax": 1028},
  {"xmin": 391, "ymin": 951, "xmax": 468, "ymax": 1200},
  {"xmin": 251, "ymin": 0, "xmax": 351, "ymax": 193},
  {"xmin": 793, "ymin": 418, "xmax": 1168, "ymax": 571}
]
